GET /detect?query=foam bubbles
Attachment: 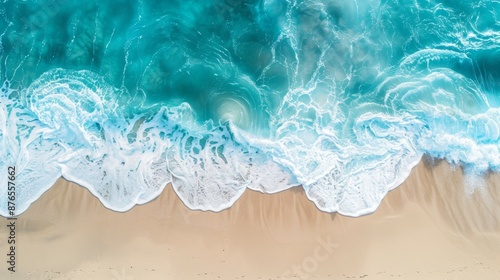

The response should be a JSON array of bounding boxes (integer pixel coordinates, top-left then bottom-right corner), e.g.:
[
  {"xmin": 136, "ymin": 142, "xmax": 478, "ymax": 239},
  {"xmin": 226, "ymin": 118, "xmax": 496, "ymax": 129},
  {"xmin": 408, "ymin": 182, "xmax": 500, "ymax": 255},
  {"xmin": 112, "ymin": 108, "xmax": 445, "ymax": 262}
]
[{"xmin": 0, "ymin": 69, "xmax": 297, "ymax": 216}]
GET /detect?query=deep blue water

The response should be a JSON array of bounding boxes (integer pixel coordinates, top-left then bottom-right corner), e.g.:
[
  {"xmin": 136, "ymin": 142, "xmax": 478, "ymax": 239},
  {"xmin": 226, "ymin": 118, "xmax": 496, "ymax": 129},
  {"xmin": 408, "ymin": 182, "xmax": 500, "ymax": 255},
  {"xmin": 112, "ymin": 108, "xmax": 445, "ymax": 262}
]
[{"xmin": 1, "ymin": 0, "xmax": 499, "ymax": 216}]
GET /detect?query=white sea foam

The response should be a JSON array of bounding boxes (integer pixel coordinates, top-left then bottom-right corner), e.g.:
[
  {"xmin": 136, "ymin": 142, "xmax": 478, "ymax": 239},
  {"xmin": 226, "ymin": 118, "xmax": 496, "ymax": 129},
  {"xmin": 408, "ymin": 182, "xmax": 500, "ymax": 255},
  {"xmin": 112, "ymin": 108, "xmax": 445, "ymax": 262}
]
[
  {"xmin": 1, "ymin": 53, "xmax": 500, "ymax": 217},
  {"xmin": 0, "ymin": 69, "xmax": 297, "ymax": 216},
  {"xmin": 2, "ymin": 0, "xmax": 500, "ymax": 219}
]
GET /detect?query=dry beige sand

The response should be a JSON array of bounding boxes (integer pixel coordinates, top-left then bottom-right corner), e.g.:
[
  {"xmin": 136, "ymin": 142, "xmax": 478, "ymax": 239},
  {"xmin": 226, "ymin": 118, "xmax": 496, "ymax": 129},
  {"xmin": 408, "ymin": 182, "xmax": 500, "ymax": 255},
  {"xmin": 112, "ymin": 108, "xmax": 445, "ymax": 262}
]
[{"xmin": 1, "ymin": 159, "xmax": 500, "ymax": 279}]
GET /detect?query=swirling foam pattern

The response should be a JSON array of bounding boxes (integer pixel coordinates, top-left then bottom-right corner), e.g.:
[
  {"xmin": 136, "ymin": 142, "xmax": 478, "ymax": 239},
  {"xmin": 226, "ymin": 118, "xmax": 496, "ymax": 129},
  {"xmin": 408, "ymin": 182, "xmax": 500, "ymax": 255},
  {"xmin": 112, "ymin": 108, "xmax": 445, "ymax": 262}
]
[{"xmin": 1, "ymin": 0, "xmax": 500, "ymax": 216}]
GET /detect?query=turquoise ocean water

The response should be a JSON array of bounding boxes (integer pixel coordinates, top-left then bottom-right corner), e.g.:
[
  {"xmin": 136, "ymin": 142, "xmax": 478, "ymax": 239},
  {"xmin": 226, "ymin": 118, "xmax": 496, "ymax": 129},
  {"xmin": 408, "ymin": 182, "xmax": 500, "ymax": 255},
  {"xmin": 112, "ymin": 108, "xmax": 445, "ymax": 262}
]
[{"xmin": 1, "ymin": 0, "xmax": 499, "ymax": 216}]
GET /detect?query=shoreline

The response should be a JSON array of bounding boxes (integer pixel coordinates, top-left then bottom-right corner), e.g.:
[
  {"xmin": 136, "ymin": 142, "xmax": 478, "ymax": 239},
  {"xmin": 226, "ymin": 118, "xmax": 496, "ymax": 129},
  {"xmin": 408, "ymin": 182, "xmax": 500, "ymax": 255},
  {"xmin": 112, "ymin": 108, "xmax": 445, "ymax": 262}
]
[{"xmin": 1, "ymin": 159, "xmax": 500, "ymax": 279}]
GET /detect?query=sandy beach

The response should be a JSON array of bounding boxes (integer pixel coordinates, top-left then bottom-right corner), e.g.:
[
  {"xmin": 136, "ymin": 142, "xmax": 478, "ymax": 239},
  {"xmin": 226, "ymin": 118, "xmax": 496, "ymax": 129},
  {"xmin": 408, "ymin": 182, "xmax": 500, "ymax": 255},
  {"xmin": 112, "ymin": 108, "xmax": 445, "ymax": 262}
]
[{"xmin": 1, "ymin": 159, "xmax": 500, "ymax": 279}]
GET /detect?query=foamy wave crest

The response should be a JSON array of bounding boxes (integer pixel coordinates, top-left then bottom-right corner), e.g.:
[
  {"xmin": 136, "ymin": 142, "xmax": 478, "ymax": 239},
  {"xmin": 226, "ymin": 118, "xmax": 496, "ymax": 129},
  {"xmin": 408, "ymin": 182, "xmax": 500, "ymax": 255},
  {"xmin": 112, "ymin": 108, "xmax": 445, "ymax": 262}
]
[
  {"xmin": 2, "ymin": 65, "xmax": 500, "ymax": 217},
  {"xmin": 0, "ymin": 69, "xmax": 297, "ymax": 216},
  {"xmin": 247, "ymin": 47, "xmax": 500, "ymax": 216}
]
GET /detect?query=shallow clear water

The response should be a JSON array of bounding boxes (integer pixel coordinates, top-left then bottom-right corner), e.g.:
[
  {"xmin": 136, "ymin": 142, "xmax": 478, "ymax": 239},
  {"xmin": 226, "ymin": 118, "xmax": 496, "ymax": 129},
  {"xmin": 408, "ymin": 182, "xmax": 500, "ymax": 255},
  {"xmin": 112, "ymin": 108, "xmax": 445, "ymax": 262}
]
[{"xmin": 1, "ymin": 0, "xmax": 499, "ymax": 216}]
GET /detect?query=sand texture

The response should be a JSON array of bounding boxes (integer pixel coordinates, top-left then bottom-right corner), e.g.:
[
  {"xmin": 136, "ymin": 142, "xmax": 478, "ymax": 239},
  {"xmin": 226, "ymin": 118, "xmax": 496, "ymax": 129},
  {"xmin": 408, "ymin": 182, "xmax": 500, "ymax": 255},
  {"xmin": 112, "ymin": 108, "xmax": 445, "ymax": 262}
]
[{"xmin": 1, "ymin": 160, "xmax": 500, "ymax": 279}]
